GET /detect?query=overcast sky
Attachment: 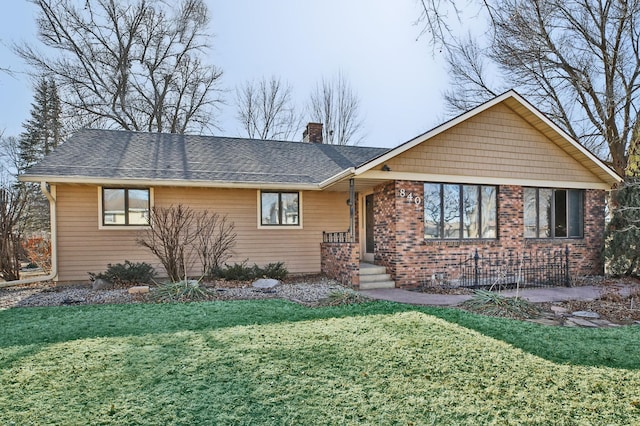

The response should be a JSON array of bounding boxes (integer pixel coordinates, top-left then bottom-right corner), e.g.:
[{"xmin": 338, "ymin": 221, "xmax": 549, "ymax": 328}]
[{"xmin": 0, "ymin": 0, "xmax": 461, "ymax": 148}]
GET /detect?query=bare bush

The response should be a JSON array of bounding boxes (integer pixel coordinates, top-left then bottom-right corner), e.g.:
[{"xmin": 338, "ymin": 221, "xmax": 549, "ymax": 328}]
[
  {"xmin": 194, "ymin": 211, "xmax": 236, "ymax": 277},
  {"xmin": 137, "ymin": 205, "xmax": 237, "ymax": 281},
  {"xmin": 137, "ymin": 205, "xmax": 198, "ymax": 282}
]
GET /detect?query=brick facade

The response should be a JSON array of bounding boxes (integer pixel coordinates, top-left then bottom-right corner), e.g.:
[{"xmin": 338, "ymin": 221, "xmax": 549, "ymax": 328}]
[
  {"xmin": 321, "ymin": 241, "xmax": 360, "ymax": 288},
  {"xmin": 371, "ymin": 181, "xmax": 606, "ymax": 289}
]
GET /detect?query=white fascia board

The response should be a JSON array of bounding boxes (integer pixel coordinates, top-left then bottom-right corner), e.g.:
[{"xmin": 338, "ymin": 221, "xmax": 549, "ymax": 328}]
[
  {"xmin": 318, "ymin": 167, "xmax": 355, "ymax": 189},
  {"xmin": 360, "ymin": 170, "xmax": 613, "ymax": 190}
]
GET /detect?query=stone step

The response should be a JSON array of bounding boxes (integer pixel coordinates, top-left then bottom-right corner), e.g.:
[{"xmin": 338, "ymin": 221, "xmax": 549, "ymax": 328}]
[
  {"xmin": 358, "ymin": 263, "xmax": 395, "ymax": 289},
  {"xmin": 359, "ymin": 280, "xmax": 396, "ymax": 290},
  {"xmin": 359, "ymin": 273, "xmax": 392, "ymax": 283},
  {"xmin": 359, "ymin": 263, "xmax": 387, "ymax": 275}
]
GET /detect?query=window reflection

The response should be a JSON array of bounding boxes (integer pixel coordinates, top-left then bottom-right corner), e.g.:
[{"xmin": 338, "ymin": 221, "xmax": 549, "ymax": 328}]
[
  {"xmin": 102, "ymin": 188, "xmax": 150, "ymax": 226},
  {"xmin": 424, "ymin": 183, "xmax": 497, "ymax": 240},
  {"xmin": 261, "ymin": 192, "xmax": 299, "ymax": 226}
]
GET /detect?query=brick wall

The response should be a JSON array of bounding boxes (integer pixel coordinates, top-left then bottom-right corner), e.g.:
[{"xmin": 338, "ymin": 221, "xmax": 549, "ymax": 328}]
[
  {"xmin": 373, "ymin": 181, "xmax": 397, "ymax": 274},
  {"xmin": 372, "ymin": 181, "xmax": 606, "ymax": 289},
  {"xmin": 321, "ymin": 241, "xmax": 360, "ymax": 288}
]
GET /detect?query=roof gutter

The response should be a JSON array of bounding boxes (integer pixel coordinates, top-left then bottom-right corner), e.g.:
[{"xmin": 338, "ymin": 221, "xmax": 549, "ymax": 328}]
[
  {"xmin": 318, "ymin": 167, "xmax": 355, "ymax": 189},
  {"xmin": 19, "ymin": 175, "xmax": 321, "ymax": 191},
  {"xmin": 0, "ymin": 182, "xmax": 58, "ymax": 288}
]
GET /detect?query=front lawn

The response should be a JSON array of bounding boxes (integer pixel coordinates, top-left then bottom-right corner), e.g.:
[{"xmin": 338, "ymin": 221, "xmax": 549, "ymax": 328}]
[{"xmin": 1, "ymin": 300, "xmax": 639, "ymax": 424}]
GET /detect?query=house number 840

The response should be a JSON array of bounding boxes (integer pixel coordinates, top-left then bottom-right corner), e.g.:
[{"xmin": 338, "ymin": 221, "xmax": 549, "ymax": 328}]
[{"xmin": 399, "ymin": 188, "xmax": 422, "ymax": 205}]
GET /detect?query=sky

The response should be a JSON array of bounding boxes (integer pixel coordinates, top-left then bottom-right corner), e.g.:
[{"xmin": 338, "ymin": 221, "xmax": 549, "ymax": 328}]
[{"xmin": 0, "ymin": 0, "xmax": 460, "ymax": 149}]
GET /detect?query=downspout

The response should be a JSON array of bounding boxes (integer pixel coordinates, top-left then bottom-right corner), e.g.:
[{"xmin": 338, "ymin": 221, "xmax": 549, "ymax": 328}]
[{"xmin": 0, "ymin": 181, "xmax": 58, "ymax": 288}]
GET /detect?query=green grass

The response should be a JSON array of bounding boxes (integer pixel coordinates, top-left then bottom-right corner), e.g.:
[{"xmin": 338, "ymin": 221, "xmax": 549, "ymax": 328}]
[{"xmin": 1, "ymin": 300, "xmax": 640, "ymax": 424}]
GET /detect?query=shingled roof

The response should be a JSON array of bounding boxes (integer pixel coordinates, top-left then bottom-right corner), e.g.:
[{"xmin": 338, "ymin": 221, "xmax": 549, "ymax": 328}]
[{"xmin": 22, "ymin": 129, "xmax": 389, "ymax": 188}]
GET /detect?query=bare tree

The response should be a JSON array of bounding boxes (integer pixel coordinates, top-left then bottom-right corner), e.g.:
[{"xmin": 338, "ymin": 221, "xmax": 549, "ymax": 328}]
[
  {"xmin": 0, "ymin": 134, "xmax": 20, "ymax": 183},
  {"xmin": 235, "ymin": 76, "xmax": 302, "ymax": 140},
  {"xmin": 16, "ymin": 0, "xmax": 223, "ymax": 134},
  {"xmin": 0, "ymin": 183, "xmax": 27, "ymax": 281},
  {"xmin": 417, "ymin": 0, "xmax": 640, "ymax": 176},
  {"xmin": 441, "ymin": 35, "xmax": 501, "ymax": 115},
  {"xmin": 307, "ymin": 73, "xmax": 365, "ymax": 146}
]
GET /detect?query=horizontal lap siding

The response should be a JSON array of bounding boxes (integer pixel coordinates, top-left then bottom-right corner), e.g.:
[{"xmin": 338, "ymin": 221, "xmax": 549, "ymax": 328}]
[
  {"xmin": 56, "ymin": 185, "xmax": 152, "ymax": 281},
  {"xmin": 386, "ymin": 103, "xmax": 603, "ymax": 184},
  {"xmin": 55, "ymin": 185, "xmax": 349, "ymax": 281}
]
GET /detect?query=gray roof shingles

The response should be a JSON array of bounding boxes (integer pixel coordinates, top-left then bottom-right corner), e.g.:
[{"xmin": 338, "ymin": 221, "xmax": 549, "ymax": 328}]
[{"xmin": 23, "ymin": 129, "xmax": 389, "ymax": 186}]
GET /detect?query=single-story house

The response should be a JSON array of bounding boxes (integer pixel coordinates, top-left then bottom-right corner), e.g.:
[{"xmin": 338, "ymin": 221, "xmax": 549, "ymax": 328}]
[{"xmin": 21, "ymin": 90, "xmax": 622, "ymax": 289}]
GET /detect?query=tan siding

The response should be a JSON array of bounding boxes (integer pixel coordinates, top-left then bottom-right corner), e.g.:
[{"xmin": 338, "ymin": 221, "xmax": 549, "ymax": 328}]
[
  {"xmin": 385, "ymin": 103, "xmax": 603, "ymax": 184},
  {"xmin": 55, "ymin": 184, "xmax": 349, "ymax": 281}
]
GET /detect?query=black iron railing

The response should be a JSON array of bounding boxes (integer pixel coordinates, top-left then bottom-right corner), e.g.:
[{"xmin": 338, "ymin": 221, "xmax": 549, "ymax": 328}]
[
  {"xmin": 322, "ymin": 231, "xmax": 352, "ymax": 243},
  {"xmin": 458, "ymin": 247, "xmax": 570, "ymax": 289}
]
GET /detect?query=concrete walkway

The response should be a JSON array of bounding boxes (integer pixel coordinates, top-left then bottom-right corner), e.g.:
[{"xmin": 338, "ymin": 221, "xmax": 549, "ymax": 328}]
[{"xmin": 359, "ymin": 284, "xmax": 637, "ymax": 307}]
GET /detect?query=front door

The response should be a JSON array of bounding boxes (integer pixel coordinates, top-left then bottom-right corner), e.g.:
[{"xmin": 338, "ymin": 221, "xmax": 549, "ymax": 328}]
[{"xmin": 363, "ymin": 193, "xmax": 375, "ymax": 262}]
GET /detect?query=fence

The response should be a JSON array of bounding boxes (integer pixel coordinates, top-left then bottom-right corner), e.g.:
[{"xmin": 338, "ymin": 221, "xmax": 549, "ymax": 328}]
[{"xmin": 458, "ymin": 247, "xmax": 570, "ymax": 289}]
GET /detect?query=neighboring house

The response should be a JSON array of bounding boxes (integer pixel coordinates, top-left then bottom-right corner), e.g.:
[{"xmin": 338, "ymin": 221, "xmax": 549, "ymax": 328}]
[{"xmin": 21, "ymin": 91, "xmax": 622, "ymax": 288}]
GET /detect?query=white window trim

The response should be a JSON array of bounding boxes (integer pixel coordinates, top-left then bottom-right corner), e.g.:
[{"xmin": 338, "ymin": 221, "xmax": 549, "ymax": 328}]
[
  {"xmin": 257, "ymin": 190, "xmax": 303, "ymax": 229},
  {"xmin": 98, "ymin": 186, "xmax": 154, "ymax": 230}
]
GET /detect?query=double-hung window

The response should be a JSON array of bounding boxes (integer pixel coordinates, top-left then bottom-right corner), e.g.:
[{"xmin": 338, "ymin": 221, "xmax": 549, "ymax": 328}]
[
  {"xmin": 524, "ymin": 188, "xmax": 583, "ymax": 238},
  {"xmin": 424, "ymin": 183, "xmax": 497, "ymax": 239},
  {"xmin": 260, "ymin": 191, "xmax": 300, "ymax": 226},
  {"xmin": 102, "ymin": 188, "xmax": 150, "ymax": 226}
]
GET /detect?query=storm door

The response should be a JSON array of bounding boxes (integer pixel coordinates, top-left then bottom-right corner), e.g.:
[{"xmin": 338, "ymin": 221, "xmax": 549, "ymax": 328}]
[{"xmin": 363, "ymin": 193, "xmax": 375, "ymax": 262}]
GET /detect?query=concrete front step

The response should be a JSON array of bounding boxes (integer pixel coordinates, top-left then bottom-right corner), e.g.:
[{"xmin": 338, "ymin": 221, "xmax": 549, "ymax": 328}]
[
  {"xmin": 359, "ymin": 262, "xmax": 395, "ymax": 289},
  {"xmin": 359, "ymin": 273, "xmax": 392, "ymax": 283},
  {"xmin": 359, "ymin": 263, "xmax": 387, "ymax": 275},
  {"xmin": 360, "ymin": 280, "xmax": 396, "ymax": 290}
]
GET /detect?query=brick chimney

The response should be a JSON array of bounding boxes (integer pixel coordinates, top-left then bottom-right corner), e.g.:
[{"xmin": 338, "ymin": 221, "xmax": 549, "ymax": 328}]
[{"xmin": 303, "ymin": 122, "xmax": 323, "ymax": 143}]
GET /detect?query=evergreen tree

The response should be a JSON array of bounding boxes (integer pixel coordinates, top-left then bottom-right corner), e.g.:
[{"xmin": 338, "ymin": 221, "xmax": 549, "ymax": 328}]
[
  {"xmin": 18, "ymin": 78, "xmax": 63, "ymax": 232},
  {"xmin": 605, "ymin": 180, "xmax": 640, "ymax": 276},
  {"xmin": 18, "ymin": 78, "xmax": 63, "ymax": 172}
]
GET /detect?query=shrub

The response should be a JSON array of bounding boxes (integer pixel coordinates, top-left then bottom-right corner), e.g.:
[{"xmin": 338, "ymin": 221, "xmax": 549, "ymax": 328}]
[
  {"xmin": 461, "ymin": 290, "xmax": 542, "ymax": 319},
  {"xmin": 153, "ymin": 279, "xmax": 210, "ymax": 302},
  {"xmin": 212, "ymin": 261, "xmax": 288, "ymax": 281},
  {"xmin": 212, "ymin": 260, "xmax": 258, "ymax": 281},
  {"xmin": 318, "ymin": 289, "xmax": 370, "ymax": 307},
  {"xmin": 259, "ymin": 262, "xmax": 288, "ymax": 280},
  {"xmin": 89, "ymin": 261, "xmax": 156, "ymax": 285}
]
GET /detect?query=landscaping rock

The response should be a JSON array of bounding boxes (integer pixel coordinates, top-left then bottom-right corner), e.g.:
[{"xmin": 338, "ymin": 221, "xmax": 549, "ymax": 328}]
[
  {"xmin": 252, "ymin": 278, "xmax": 280, "ymax": 289},
  {"xmin": 571, "ymin": 310, "xmax": 600, "ymax": 319},
  {"xmin": 566, "ymin": 317, "xmax": 599, "ymax": 328},
  {"xmin": 550, "ymin": 305, "xmax": 568, "ymax": 315},
  {"xmin": 92, "ymin": 278, "xmax": 114, "ymax": 290},
  {"xmin": 128, "ymin": 285, "xmax": 150, "ymax": 294}
]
